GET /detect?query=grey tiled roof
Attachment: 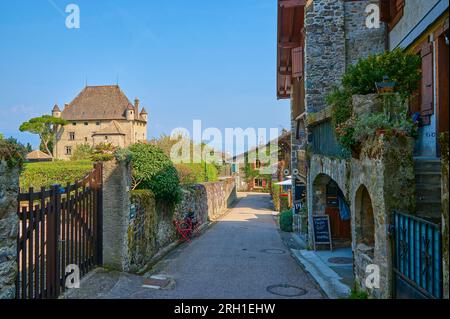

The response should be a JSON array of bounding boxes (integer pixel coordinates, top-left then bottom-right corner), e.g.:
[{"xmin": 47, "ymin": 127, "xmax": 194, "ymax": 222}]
[{"xmin": 62, "ymin": 85, "xmax": 138, "ymax": 121}]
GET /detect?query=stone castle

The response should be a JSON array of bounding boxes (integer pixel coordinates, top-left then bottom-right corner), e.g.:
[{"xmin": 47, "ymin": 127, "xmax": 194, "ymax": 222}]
[{"xmin": 52, "ymin": 85, "xmax": 148, "ymax": 160}]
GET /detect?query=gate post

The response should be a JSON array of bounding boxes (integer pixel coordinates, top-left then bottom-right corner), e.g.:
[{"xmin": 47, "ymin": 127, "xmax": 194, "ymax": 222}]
[
  {"xmin": 101, "ymin": 159, "xmax": 132, "ymax": 271},
  {"xmin": 0, "ymin": 161, "xmax": 19, "ymax": 299}
]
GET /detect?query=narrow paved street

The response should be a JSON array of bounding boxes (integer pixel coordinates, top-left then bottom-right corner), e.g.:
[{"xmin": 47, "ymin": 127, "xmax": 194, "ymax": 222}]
[{"xmin": 66, "ymin": 193, "xmax": 324, "ymax": 299}]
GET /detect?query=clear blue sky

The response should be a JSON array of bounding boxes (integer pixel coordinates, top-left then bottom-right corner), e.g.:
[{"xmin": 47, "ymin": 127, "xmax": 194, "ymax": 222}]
[{"xmin": 0, "ymin": 0, "xmax": 289, "ymax": 152}]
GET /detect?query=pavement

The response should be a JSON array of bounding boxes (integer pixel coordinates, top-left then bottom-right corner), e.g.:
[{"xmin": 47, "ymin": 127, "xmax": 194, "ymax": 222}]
[{"xmin": 64, "ymin": 192, "xmax": 324, "ymax": 299}]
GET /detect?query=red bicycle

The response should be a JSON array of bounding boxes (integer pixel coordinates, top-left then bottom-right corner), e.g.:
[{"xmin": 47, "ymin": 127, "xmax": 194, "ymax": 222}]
[{"xmin": 173, "ymin": 211, "xmax": 199, "ymax": 242}]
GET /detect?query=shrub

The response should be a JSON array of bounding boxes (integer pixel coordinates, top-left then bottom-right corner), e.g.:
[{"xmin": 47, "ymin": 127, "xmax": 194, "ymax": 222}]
[
  {"xmin": 0, "ymin": 137, "xmax": 27, "ymax": 169},
  {"xmin": 279, "ymin": 195, "xmax": 290, "ymax": 212},
  {"xmin": 91, "ymin": 143, "xmax": 117, "ymax": 162},
  {"xmin": 129, "ymin": 143, "xmax": 181, "ymax": 203},
  {"xmin": 279, "ymin": 210, "xmax": 293, "ymax": 232},
  {"xmin": 20, "ymin": 160, "xmax": 93, "ymax": 189},
  {"xmin": 71, "ymin": 144, "xmax": 93, "ymax": 161},
  {"xmin": 271, "ymin": 183, "xmax": 280, "ymax": 211},
  {"xmin": 342, "ymin": 48, "xmax": 421, "ymax": 99}
]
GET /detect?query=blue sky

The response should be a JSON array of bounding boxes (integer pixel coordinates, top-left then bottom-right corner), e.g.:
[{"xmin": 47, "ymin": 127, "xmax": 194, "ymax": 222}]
[{"xmin": 0, "ymin": 0, "xmax": 289, "ymax": 152}]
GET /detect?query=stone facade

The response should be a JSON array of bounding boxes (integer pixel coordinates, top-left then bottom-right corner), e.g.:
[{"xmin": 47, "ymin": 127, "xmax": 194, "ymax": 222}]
[
  {"xmin": 53, "ymin": 86, "xmax": 148, "ymax": 160},
  {"xmin": 344, "ymin": 0, "xmax": 386, "ymax": 66},
  {"xmin": 304, "ymin": 0, "xmax": 346, "ymax": 114},
  {"xmin": 0, "ymin": 161, "xmax": 19, "ymax": 299},
  {"xmin": 308, "ymin": 133, "xmax": 416, "ymax": 299}
]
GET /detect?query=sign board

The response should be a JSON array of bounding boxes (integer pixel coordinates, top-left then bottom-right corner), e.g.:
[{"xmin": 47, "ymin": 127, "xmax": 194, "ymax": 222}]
[{"xmin": 312, "ymin": 215, "xmax": 333, "ymax": 251}]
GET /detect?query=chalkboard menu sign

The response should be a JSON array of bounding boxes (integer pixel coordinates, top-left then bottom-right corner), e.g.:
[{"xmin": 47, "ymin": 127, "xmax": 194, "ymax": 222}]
[{"xmin": 312, "ymin": 215, "xmax": 333, "ymax": 251}]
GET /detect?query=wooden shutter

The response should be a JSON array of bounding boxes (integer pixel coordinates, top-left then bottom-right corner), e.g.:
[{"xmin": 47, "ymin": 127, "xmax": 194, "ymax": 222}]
[
  {"xmin": 292, "ymin": 47, "xmax": 303, "ymax": 78},
  {"xmin": 420, "ymin": 43, "xmax": 434, "ymax": 124},
  {"xmin": 379, "ymin": 0, "xmax": 391, "ymax": 22}
]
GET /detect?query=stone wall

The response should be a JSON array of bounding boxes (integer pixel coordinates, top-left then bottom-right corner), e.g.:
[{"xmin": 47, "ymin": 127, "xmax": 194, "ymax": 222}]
[
  {"xmin": 125, "ymin": 178, "xmax": 237, "ymax": 272},
  {"xmin": 102, "ymin": 160, "xmax": 132, "ymax": 271},
  {"xmin": 440, "ymin": 132, "xmax": 449, "ymax": 299},
  {"xmin": 305, "ymin": 0, "xmax": 346, "ymax": 113},
  {"xmin": 0, "ymin": 161, "xmax": 19, "ymax": 299},
  {"xmin": 307, "ymin": 134, "xmax": 416, "ymax": 299},
  {"xmin": 351, "ymin": 136, "xmax": 415, "ymax": 299},
  {"xmin": 344, "ymin": 0, "xmax": 386, "ymax": 67}
]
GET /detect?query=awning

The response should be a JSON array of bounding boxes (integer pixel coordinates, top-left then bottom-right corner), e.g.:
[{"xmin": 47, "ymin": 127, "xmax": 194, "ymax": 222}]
[{"xmin": 275, "ymin": 179, "xmax": 292, "ymax": 186}]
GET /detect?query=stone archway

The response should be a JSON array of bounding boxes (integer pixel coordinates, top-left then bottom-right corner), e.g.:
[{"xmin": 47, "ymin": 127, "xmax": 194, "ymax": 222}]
[
  {"xmin": 312, "ymin": 174, "xmax": 351, "ymax": 242},
  {"xmin": 354, "ymin": 185, "xmax": 375, "ymax": 258}
]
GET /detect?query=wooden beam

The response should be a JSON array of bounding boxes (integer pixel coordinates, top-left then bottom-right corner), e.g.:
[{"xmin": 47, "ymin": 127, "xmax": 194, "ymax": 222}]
[{"xmin": 279, "ymin": 0, "xmax": 306, "ymax": 8}]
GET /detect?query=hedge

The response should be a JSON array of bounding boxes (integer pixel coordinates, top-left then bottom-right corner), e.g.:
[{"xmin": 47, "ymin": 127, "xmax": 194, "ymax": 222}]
[
  {"xmin": 175, "ymin": 162, "xmax": 219, "ymax": 184},
  {"xmin": 20, "ymin": 160, "xmax": 93, "ymax": 189},
  {"xmin": 279, "ymin": 210, "xmax": 293, "ymax": 232}
]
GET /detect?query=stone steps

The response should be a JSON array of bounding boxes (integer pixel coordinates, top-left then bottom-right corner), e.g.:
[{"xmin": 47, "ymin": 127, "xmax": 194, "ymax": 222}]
[{"xmin": 414, "ymin": 159, "xmax": 442, "ymax": 219}]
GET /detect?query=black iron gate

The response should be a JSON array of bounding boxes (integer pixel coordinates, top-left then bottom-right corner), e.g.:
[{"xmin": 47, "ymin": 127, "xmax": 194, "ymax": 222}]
[
  {"xmin": 16, "ymin": 163, "xmax": 103, "ymax": 299},
  {"xmin": 393, "ymin": 211, "xmax": 443, "ymax": 299}
]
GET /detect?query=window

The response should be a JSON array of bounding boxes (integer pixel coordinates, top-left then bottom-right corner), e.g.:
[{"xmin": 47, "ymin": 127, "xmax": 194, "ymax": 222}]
[
  {"xmin": 254, "ymin": 178, "xmax": 265, "ymax": 188},
  {"xmin": 84, "ymin": 122, "xmax": 88, "ymax": 126},
  {"xmin": 72, "ymin": 122, "xmax": 77, "ymax": 126},
  {"xmin": 69, "ymin": 132, "xmax": 75, "ymax": 141},
  {"xmin": 65, "ymin": 146, "xmax": 72, "ymax": 156},
  {"xmin": 380, "ymin": 0, "xmax": 405, "ymax": 30},
  {"xmin": 105, "ymin": 136, "xmax": 108, "ymax": 140},
  {"xmin": 96, "ymin": 122, "xmax": 100, "ymax": 126},
  {"xmin": 255, "ymin": 159, "xmax": 262, "ymax": 169},
  {"xmin": 85, "ymin": 137, "xmax": 88, "ymax": 142}
]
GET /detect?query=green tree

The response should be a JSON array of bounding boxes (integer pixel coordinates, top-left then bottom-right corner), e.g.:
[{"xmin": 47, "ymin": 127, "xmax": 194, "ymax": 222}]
[
  {"xmin": 71, "ymin": 143, "xmax": 94, "ymax": 161},
  {"xmin": 129, "ymin": 143, "xmax": 181, "ymax": 203},
  {"xmin": 19, "ymin": 115, "xmax": 68, "ymax": 158},
  {"xmin": 0, "ymin": 133, "xmax": 4, "ymax": 140}
]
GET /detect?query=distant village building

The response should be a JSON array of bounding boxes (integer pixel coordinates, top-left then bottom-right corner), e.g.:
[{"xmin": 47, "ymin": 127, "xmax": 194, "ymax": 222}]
[
  {"xmin": 25, "ymin": 150, "xmax": 52, "ymax": 162},
  {"xmin": 52, "ymin": 85, "xmax": 148, "ymax": 160}
]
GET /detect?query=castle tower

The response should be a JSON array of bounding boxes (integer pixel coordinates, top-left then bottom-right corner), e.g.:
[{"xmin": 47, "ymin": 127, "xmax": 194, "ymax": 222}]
[
  {"xmin": 126, "ymin": 105, "xmax": 135, "ymax": 121},
  {"xmin": 52, "ymin": 104, "xmax": 61, "ymax": 118},
  {"xmin": 140, "ymin": 107, "xmax": 148, "ymax": 122}
]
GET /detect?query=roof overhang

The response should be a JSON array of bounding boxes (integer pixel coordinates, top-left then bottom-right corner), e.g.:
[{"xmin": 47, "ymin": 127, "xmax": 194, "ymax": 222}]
[{"xmin": 277, "ymin": 0, "xmax": 306, "ymax": 99}]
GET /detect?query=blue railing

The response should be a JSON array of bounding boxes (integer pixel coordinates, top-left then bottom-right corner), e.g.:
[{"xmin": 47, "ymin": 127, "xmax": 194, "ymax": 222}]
[{"xmin": 394, "ymin": 212, "xmax": 443, "ymax": 299}]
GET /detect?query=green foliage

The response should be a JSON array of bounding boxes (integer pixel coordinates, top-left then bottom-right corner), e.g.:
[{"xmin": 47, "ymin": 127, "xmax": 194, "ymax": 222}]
[
  {"xmin": 114, "ymin": 148, "xmax": 132, "ymax": 162},
  {"xmin": 327, "ymin": 49, "xmax": 421, "ymax": 154},
  {"xmin": 175, "ymin": 162, "xmax": 218, "ymax": 184},
  {"xmin": 342, "ymin": 48, "xmax": 421, "ymax": 99},
  {"xmin": 129, "ymin": 143, "xmax": 181, "ymax": 203},
  {"xmin": 0, "ymin": 133, "xmax": 3, "ymax": 140},
  {"xmin": 271, "ymin": 183, "xmax": 281, "ymax": 211},
  {"xmin": 0, "ymin": 137, "xmax": 27, "ymax": 168},
  {"xmin": 19, "ymin": 115, "xmax": 68, "ymax": 157},
  {"xmin": 91, "ymin": 143, "xmax": 117, "ymax": 162},
  {"xmin": 327, "ymin": 86, "xmax": 353, "ymax": 128},
  {"xmin": 20, "ymin": 160, "xmax": 93, "ymax": 189},
  {"xmin": 71, "ymin": 144, "xmax": 93, "ymax": 161},
  {"xmin": 279, "ymin": 210, "xmax": 293, "ymax": 232},
  {"xmin": 279, "ymin": 195, "xmax": 290, "ymax": 212},
  {"xmin": 348, "ymin": 288, "xmax": 369, "ymax": 299}
]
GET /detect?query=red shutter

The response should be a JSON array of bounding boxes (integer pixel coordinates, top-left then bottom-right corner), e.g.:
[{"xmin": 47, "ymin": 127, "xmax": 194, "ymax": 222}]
[
  {"xmin": 420, "ymin": 43, "xmax": 434, "ymax": 124},
  {"xmin": 262, "ymin": 180, "xmax": 267, "ymax": 188},
  {"xmin": 292, "ymin": 47, "xmax": 303, "ymax": 78}
]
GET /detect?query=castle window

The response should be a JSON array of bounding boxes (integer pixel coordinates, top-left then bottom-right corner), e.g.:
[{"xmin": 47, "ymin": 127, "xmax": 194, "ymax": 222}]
[
  {"xmin": 72, "ymin": 122, "xmax": 76, "ymax": 126},
  {"xmin": 105, "ymin": 136, "xmax": 108, "ymax": 140},
  {"xmin": 96, "ymin": 122, "xmax": 100, "ymax": 126},
  {"xmin": 84, "ymin": 122, "xmax": 88, "ymax": 126},
  {"xmin": 85, "ymin": 137, "xmax": 88, "ymax": 142},
  {"xmin": 69, "ymin": 132, "xmax": 75, "ymax": 141},
  {"xmin": 65, "ymin": 146, "xmax": 72, "ymax": 156}
]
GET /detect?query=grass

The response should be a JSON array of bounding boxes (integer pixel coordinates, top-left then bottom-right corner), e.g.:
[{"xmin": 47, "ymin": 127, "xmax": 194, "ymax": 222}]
[{"xmin": 20, "ymin": 160, "xmax": 94, "ymax": 190}]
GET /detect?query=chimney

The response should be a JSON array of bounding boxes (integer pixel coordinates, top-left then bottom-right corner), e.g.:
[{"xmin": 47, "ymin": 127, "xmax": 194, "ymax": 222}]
[{"xmin": 134, "ymin": 98, "xmax": 140, "ymax": 113}]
